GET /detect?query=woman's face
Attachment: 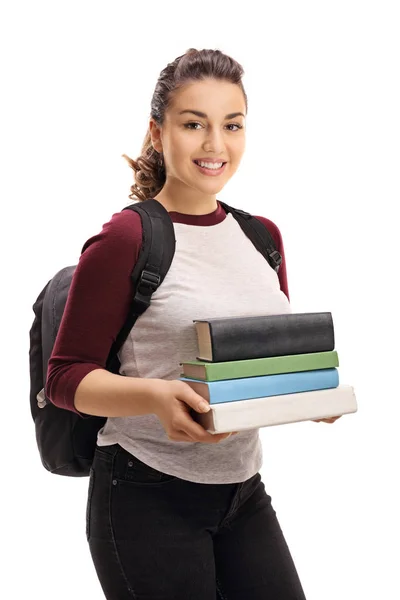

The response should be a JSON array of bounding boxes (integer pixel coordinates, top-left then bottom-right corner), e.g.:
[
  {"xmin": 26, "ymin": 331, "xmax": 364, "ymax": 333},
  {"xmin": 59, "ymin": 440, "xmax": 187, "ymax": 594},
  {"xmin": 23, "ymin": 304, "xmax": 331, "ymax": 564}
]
[{"xmin": 150, "ymin": 78, "xmax": 247, "ymax": 199}]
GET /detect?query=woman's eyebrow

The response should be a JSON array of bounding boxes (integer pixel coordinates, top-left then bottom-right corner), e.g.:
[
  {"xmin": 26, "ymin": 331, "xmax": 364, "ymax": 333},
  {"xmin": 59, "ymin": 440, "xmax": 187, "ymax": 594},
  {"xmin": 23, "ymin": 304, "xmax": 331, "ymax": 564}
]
[{"xmin": 179, "ymin": 110, "xmax": 245, "ymax": 119}]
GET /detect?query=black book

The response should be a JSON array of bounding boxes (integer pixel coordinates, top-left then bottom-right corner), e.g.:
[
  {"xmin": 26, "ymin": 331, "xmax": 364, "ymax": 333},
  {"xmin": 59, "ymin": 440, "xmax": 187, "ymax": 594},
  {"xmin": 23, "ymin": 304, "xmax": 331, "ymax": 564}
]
[{"xmin": 194, "ymin": 312, "xmax": 334, "ymax": 363}]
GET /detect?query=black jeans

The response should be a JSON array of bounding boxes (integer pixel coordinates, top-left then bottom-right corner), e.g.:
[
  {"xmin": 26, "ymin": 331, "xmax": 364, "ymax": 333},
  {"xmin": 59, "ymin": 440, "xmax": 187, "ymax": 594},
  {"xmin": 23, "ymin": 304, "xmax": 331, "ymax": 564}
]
[{"xmin": 86, "ymin": 443, "xmax": 307, "ymax": 600}]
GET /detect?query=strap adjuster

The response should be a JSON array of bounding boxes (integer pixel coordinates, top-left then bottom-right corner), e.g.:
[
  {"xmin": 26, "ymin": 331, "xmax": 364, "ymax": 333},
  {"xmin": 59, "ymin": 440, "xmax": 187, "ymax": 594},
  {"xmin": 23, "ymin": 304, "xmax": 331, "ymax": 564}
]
[
  {"xmin": 138, "ymin": 270, "xmax": 161, "ymax": 293},
  {"xmin": 269, "ymin": 250, "xmax": 282, "ymax": 272},
  {"xmin": 132, "ymin": 270, "xmax": 161, "ymax": 314}
]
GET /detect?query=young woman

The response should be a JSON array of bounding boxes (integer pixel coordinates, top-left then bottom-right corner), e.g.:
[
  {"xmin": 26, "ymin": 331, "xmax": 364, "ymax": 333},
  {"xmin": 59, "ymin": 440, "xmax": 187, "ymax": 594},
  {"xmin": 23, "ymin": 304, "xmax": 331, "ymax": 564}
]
[{"xmin": 47, "ymin": 48, "xmax": 336, "ymax": 599}]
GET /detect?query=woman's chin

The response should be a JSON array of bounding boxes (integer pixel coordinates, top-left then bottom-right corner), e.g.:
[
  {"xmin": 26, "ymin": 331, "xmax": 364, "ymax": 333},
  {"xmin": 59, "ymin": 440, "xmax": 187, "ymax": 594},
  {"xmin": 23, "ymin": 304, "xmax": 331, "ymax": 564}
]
[{"xmin": 195, "ymin": 180, "xmax": 226, "ymax": 196}]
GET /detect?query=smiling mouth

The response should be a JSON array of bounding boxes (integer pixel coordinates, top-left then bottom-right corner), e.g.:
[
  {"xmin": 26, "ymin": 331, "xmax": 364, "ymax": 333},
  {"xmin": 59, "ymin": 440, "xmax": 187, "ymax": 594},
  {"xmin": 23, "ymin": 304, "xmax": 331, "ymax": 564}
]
[
  {"xmin": 193, "ymin": 160, "xmax": 227, "ymax": 173},
  {"xmin": 192, "ymin": 161, "xmax": 228, "ymax": 176}
]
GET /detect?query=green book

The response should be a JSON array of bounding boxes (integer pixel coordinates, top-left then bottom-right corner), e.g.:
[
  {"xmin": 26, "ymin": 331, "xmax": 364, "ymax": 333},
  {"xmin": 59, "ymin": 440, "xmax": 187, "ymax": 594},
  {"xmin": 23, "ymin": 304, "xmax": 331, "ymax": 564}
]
[{"xmin": 180, "ymin": 351, "xmax": 339, "ymax": 382}]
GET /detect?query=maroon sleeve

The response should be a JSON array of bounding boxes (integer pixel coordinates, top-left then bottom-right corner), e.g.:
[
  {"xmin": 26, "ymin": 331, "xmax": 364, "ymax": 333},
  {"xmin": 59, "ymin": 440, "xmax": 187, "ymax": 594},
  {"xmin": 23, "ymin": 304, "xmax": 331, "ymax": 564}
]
[
  {"xmin": 254, "ymin": 216, "xmax": 290, "ymax": 301},
  {"xmin": 45, "ymin": 209, "xmax": 143, "ymax": 415}
]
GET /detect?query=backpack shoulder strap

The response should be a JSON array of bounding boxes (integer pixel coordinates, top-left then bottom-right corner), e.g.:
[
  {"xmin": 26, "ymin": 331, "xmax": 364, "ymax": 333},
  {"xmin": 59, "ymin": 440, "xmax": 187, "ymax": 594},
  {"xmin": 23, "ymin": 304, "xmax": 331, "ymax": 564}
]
[
  {"xmin": 107, "ymin": 199, "xmax": 176, "ymax": 364},
  {"xmin": 218, "ymin": 201, "xmax": 282, "ymax": 273}
]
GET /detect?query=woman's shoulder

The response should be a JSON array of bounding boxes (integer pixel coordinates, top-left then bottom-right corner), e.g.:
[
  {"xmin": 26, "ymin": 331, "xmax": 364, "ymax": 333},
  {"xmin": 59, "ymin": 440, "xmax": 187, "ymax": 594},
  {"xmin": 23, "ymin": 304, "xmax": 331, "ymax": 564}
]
[
  {"xmin": 252, "ymin": 214, "xmax": 284, "ymax": 249},
  {"xmin": 81, "ymin": 207, "xmax": 143, "ymax": 256}
]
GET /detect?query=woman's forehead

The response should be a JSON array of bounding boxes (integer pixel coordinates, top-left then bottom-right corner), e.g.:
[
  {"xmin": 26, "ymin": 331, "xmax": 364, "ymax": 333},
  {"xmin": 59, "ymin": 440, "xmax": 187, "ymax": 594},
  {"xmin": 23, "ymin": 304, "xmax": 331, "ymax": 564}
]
[{"xmin": 169, "ymin": 79, "xmax": 246, "ymax": 115}]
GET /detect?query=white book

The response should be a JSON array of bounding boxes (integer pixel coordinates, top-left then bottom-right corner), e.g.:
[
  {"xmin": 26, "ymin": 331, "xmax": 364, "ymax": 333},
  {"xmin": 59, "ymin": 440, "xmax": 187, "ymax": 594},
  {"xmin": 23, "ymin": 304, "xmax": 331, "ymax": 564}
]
[{"xmin": 195, "ymin": 385, "xmax": 357, "ymax": 434}]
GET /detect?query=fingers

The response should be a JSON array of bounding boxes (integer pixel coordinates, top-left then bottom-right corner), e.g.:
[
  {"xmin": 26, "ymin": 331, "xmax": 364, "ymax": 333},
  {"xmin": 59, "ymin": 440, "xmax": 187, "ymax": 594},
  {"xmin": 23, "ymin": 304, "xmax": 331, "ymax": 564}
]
[
  {"xmin": 312, "ymin": 416, "xmax": 342, "ymax": 424},
  {"xmin": 168, "ymin": 381, "xmax": 238, "ymax": 443},
  {"xmin": 176, "ymin": 381, "xmax": 211, "ymax": 414},
  {"xmin": 180, "ymin": 419, "xmax": 233, "ymax": 443},
  {"xmin": 169, "ymin": 413, "xmax": 235, "ymax": 444}
]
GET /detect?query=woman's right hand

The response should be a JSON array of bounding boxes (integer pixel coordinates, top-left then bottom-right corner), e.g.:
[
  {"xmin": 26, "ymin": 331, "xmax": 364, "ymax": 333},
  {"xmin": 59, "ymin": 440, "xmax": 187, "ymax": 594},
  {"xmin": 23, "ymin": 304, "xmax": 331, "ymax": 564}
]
[{"xmin": 148, "ymin": 379, "xmax": 237, "ymax": 444}]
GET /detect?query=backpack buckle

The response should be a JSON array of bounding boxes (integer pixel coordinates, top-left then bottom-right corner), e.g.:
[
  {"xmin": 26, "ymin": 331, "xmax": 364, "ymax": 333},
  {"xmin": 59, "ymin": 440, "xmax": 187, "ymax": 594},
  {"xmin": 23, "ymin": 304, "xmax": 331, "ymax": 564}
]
[
  {"xmin": 132, "ymin": 270, "xmax": 161, "ymax": 313},
  {"xmin": 138, "ymin": 270, "xmax": 161, "ymax": 293},
  {"xmin": 269, "ymin": 250, "xmax": 282, "ymax": 272}
]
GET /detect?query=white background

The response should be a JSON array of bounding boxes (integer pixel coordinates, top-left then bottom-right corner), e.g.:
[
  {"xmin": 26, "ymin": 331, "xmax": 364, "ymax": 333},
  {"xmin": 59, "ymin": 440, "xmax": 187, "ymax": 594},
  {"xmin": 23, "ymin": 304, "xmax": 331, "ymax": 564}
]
[{"xmin": 1, "ymin": 1, "xmax": 399, "ymax": 598}]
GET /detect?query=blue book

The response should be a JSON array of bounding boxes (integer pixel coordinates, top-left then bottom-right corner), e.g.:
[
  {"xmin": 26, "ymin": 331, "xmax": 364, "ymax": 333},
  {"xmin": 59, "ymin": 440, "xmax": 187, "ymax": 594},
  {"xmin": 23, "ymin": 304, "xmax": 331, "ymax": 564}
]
[{"xmin": 180, "ymin": 368, "xmax": 339, "ymax": 404}]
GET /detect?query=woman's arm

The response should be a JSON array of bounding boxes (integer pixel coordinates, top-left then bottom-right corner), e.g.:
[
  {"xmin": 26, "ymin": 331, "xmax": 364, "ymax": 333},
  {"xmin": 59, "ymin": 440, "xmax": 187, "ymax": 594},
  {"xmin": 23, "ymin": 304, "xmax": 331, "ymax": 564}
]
[{"xmin": 45, "ymin": 209, "xmax": 148, "ymax": 416}]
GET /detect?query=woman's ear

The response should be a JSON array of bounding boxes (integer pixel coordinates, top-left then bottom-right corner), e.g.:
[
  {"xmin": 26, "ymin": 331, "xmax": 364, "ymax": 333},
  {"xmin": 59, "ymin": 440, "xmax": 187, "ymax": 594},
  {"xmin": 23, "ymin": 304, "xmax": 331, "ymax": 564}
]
[{"xmin": 149, "ymin": 119, "xmax": 163, "ymax": 153}]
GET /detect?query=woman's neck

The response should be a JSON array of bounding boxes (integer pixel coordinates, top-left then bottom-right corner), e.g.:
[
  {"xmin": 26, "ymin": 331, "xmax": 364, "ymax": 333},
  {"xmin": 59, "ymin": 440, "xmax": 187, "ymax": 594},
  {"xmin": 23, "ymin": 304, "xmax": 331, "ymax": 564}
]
[{"xmin": 154, "ymin": 181, "xmax": 218, "ymax": 216}]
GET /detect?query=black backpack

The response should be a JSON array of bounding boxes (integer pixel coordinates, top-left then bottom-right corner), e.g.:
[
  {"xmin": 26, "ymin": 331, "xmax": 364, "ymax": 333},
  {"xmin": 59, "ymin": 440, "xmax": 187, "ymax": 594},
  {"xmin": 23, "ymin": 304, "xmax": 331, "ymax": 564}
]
[{"xmin": 29, "ymin": 199, "xmax": 282, "ymax": 477}]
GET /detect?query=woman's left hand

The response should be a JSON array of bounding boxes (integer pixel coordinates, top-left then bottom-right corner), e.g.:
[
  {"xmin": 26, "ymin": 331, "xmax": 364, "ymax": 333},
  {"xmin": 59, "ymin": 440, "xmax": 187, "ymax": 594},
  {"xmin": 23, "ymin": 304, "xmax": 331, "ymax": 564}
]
[{"xmin": 312, "ymin": 416, "xmax": 342, "ymax": 424}]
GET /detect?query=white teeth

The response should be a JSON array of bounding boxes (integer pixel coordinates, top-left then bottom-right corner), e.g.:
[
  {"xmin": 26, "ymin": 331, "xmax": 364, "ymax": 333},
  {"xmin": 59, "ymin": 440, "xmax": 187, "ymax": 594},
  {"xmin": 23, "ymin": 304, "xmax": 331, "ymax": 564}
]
[{"xmin": 196, "ymin": 161, "xmax": 224, "ymax": 170}]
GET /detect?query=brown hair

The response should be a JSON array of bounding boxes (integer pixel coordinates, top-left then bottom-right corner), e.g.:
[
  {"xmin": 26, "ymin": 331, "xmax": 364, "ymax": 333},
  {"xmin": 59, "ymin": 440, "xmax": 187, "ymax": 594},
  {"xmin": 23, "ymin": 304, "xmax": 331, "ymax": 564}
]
[{"xmin": 122, "ymin": 48, "xmax": 248, "ymax": 202}]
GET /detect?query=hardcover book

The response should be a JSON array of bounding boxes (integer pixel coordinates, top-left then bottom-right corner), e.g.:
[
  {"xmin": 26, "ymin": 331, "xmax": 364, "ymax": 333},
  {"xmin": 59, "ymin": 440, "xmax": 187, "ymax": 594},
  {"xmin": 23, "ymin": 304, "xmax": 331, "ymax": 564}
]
[
  {"xmin": 181, "ymin": 351, "xmax": 339, "ymax": 381},
  {"xmin": 194, "ymin": 312, "xmax": 335, "ymax": 362},
  {"xmin": 194, "ymin": 385, "xmax": 357, "ymax": 433},
  {"xmin": 181, "ymin": 368, "xmax": 339, "ymax": 404}
]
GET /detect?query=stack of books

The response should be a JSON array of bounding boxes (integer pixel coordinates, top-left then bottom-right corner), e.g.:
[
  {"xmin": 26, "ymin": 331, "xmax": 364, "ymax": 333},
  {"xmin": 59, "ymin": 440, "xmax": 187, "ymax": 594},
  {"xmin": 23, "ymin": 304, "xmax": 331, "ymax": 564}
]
[{"xmin": 180, "ymin": 312, "xmax": 357, "ymax": 433}]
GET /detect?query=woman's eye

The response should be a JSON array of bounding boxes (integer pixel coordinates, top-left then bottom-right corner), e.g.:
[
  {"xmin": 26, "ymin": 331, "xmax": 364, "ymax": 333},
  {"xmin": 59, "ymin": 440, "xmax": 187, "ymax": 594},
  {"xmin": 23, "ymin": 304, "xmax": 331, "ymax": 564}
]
[
  {"xmin": 226, "ymin": 123, "xmax": 243, "ymax": 131},
  {"xmin": 184, "ymin": 122, "xmax": 203, "ymax": 130}
]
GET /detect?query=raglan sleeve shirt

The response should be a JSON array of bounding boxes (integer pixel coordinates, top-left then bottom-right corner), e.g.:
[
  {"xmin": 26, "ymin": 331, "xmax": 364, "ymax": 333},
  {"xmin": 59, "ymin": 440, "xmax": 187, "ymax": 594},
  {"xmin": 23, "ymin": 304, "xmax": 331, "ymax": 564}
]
[{"xmin": 45, "ymin": 206, "xmax": 290, "ymax": 416}]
